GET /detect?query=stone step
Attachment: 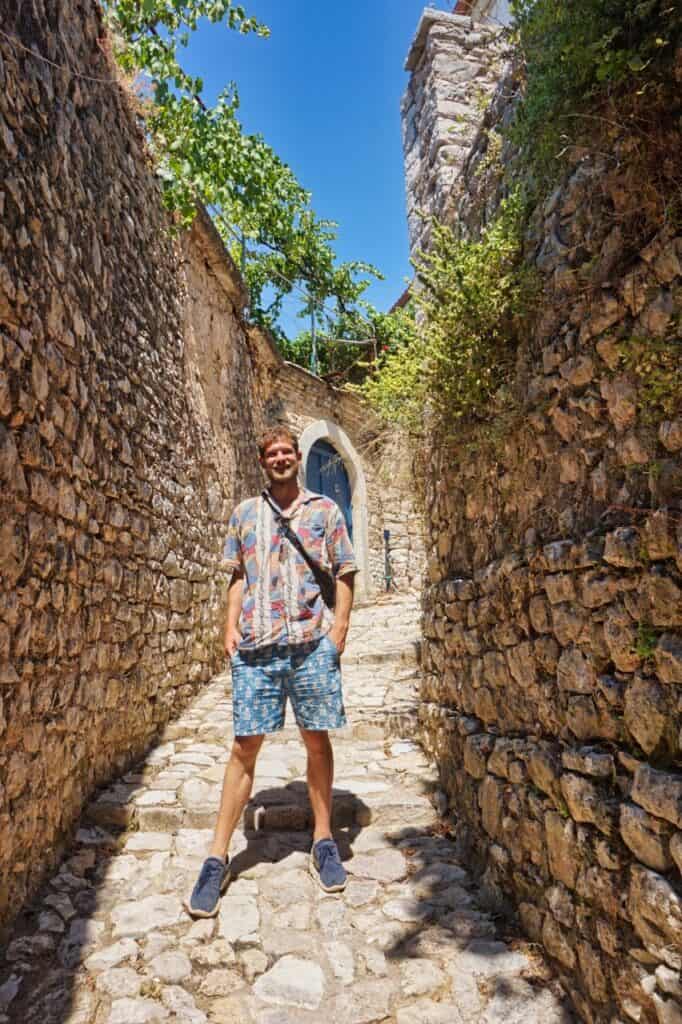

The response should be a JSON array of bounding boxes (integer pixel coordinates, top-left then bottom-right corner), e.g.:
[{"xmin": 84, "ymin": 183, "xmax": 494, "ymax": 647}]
[
  {"xmin": 342, "ymin": 643, "xmax": 420, "ymax": 668},
  {"xmin": 348, "ymin": 703, "xmax": 421, "ymax": 742}
]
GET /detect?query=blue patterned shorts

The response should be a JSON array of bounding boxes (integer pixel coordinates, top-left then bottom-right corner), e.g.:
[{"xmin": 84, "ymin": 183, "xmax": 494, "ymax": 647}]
[{"xmin": 231, "ymin": 635, "xmax": 347, "ymax": 736}]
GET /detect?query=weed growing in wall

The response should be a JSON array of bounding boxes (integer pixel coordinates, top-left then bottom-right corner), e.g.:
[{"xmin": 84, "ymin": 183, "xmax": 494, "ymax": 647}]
[
  {"xmin": 634, "ymin": 621, "xmax": 660, "ymax": 659},
  {"xmin": 618, "ymin": 336, "xmax": 682, "ymax": 424},
  {"xmin": 358, "ymin": 191, "xmax": 538, "ymax": 436},
  {"xmin": 509, "ymin": 0, "xmax": 682, "ymax": 228}
]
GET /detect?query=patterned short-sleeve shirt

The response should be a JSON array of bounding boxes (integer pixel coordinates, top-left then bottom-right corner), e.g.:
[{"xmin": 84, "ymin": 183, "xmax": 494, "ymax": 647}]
[{"xmin": 223, "ymin": 488, "xmax": 357, "ymax": 650}]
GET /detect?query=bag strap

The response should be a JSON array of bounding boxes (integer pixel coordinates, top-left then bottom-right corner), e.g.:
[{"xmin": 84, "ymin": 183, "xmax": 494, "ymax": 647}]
[{"xmin": 261, "ymin": 490, "xmax": 336, "ymax": 608}]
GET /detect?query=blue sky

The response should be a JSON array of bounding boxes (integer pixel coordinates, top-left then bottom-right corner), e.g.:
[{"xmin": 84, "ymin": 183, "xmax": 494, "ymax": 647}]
[{"xmin": 182, "ymin": 1, "xmax": 451, "ymax": 337}]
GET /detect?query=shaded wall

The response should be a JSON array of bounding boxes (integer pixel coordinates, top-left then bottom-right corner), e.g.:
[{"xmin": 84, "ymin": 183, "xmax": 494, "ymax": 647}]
[
  {"xmin": 406, "ymin": 11, "xmax": 682, "ymax": 1023},
  {"xmin": 0, "ymin": 0, "xmax": 260, "ymax": 927}
]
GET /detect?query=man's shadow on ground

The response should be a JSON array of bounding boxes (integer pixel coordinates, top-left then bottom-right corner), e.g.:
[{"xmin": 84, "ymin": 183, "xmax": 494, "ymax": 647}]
[{"xmin": 229, "ymin": 780, "xmax": 370, "ymax": 877}]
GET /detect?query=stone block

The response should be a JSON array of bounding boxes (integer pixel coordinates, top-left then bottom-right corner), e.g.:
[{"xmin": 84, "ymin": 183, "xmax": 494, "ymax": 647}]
[
  {"xmin": 463, "ymin": 733, "xmax": 494, "ymax": 779},
  {"xmin": 542, "ymin": 913, "xmax": 576, "ymax": 969},
  {"xmin": 632, "ymin": 766, "xmax": 682, "ymax": 829},
  {"xmin": 557, "ymin": 647, "xmax": 597, "ymax": 694},
  {"xmin": 629, "ymin": 865, "xmax": 682, "ymax": 967},
  {"xmin": 544, "ymin": 573, "xmax": 576, "ymax": 605},
  {"xmin": 659, "ymin": 420, "xmax": 682, "ymax": 453},
  {"xmin": 561, "ymin": 773, "xmax": 616, "ymax": 835},
  {"xmin": 620, "ymin": 803, "xmax": 674, "ymax": 872},
  {"xmin": 624, "ymin": 677, "xmax": 671, "ymax": 756},
  {"xmin": 654, "ymin": 634, "xmax": 682, "ymax": 684},
  {"xmin": 479, "ymin": 774, "xmax": 505, "ymax": 840},
  {"xmin": 562, "ymin": 748, "xmax": 614, "ymax": 779}
]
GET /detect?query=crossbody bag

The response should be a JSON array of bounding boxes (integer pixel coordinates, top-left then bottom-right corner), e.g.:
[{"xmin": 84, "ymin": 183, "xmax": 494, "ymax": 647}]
[{"xmin": 261, "ymin": 490, "xmax": 337, "ymax": 610}]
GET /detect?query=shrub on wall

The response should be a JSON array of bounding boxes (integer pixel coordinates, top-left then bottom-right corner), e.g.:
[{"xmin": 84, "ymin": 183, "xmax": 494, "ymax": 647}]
[
  {"xmin": 358, "ymin": 192, "xmax": 537, "ymax": 435},
  {"xmin": 510, "ymin": 0, "xmax": 682, "ymax": 222}
]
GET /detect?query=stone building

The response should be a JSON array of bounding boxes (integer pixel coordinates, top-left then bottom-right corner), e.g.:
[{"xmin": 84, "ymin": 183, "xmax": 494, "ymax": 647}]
[
  {"xmin": 454, "ymin": 0, "xmax": 513, "ymax": 25},
  {"xmin": 401, "ymin": 6, "xmax": 507, "ymax": 259}
]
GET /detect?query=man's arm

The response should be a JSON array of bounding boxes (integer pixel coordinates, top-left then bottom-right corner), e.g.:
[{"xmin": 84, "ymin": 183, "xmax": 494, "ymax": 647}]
[
  {"xmin": 224, "ymin": 569, "xmax": 245, "ymax": 656},
  {"xmin": 328, "ymin": 571, "xmax": 355, "ymax": 656}
]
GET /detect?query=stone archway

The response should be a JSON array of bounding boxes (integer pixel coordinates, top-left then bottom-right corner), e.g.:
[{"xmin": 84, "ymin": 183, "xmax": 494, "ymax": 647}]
[{"xmin": 299, "ymin": 420, "xmax": 372, "ymax": 602}]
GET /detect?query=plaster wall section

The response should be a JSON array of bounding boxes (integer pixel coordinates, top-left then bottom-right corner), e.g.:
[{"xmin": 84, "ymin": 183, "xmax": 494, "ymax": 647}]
[
  {"xmin": 401, "ymin": 8, "xmax": 506, "ymax": 259},
  {"xmin": 412, "ymin": 20, "xmax": 682, "ymax": 1022}
]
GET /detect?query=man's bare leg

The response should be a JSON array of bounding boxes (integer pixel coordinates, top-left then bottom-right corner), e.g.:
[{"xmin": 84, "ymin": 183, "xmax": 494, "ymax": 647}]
[
  {"xmin": 300, "ymin": 728, "xmax": 334, "ymax": 841},
  {"xmin": 209, "ymin": 734, "xmax": 264, "ymax": 860}
]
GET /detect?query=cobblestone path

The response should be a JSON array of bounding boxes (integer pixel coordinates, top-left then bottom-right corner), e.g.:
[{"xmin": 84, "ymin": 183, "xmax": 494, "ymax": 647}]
[{"xmin": 0, "ymin": 596, "xmax": 572, "ymax": 1024}]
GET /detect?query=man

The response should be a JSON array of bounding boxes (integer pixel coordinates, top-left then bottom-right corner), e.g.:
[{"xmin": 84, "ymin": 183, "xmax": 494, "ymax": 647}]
[{"xmin": 185, "ymin": 426, "xmax": 357, "ymax": 918}]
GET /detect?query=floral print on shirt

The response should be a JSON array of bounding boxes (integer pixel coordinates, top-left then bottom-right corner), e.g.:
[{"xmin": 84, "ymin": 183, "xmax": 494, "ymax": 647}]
[{"xmin": 223, "ymin": 488, "xmax": 357, "ymax": 650}]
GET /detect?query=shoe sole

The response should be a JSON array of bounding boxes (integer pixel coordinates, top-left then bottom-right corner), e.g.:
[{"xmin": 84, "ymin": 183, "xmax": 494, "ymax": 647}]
[
  {"xmin": 183, "ymin": 868, "xmax": 231, "ymax": 919},
  {"xmin": 309, "ymin": 853, "xmax": 347, "ymax": 893}
]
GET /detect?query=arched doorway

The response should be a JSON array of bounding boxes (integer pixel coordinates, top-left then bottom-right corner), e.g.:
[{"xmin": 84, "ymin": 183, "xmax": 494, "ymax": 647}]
[
  {"xmin": 299, "ymin": 420, "xmax": 372, "ymax": 600},
  {"xmin": 306, "ymin": 440, "xmax": 353, "ymax": 540}
]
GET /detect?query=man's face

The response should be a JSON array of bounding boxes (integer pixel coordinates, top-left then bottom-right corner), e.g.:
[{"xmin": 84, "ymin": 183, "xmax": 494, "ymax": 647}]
[{"xmin": 260, "ymin": 439, "xmax": 301, "ymax": 486}]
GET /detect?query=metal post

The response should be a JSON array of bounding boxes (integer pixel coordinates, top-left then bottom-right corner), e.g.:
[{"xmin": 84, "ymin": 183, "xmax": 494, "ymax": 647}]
[
  {"xmin": 310, "ymin": 301, "xmax": 318, "ymax": 376},
  {"xmin": 240, "ymin": 232, "xmax": 250, "ymax": 316},
  {"xmin": 383, "ymin": 528, "xmax": 394, "ymax": 592}
]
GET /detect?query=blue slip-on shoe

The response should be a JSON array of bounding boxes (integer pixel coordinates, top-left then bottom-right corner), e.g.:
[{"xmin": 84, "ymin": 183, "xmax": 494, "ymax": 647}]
[
  {"xmin": 184, "ymin": 856, "xmax": 230, "ymax": 918},
  {"xmin": 309, "ymin": 838, "xmax": 347, "ymax": 893}
]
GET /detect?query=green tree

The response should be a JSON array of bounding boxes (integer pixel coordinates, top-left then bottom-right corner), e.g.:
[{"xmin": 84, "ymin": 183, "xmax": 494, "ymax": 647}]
[
  {"xmin": 281, "ymin": 301, "xmax": 416, "ymax": 381},
  {"xmin": 105, "ymin": 0, "xmax": 384, "ymax": 342}
]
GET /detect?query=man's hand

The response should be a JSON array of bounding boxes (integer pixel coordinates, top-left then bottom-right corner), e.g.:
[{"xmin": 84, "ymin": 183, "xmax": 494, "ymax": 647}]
[
  {"xmin": 224, "ymin": 571, "xmax": 244, "ymax": 658},
  {"xmin": 328, "ymin": 572, "xmax": 355, "ymax": 656},
  {"xmin": 328, "ymin": 623, "xmax": 348, "ymax": 656},
  {"xmin": 224, "ymin": 626, "xmax": 242, "ymax": 657}
]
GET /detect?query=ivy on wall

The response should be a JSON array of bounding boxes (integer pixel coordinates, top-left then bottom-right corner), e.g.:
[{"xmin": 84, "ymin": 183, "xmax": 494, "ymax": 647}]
[
  {"xmin": 509, "ymin": 0, "xmax": 682, "ymax": 269},
  {"xmin": 618, "ymin": 337, "xmax": 682, "ymax": 424}
]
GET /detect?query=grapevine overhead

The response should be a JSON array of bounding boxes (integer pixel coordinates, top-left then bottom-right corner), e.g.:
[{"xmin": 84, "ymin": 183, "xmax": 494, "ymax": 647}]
[{"xmin": 105, "ymin": 0, "xmax": 387, "ymax": 350}]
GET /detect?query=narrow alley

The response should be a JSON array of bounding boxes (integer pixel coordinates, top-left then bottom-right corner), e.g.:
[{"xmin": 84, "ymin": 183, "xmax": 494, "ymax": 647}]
[{"xmin": 0, "ymin": 596, "xmax": 572, "ymax": 1024}]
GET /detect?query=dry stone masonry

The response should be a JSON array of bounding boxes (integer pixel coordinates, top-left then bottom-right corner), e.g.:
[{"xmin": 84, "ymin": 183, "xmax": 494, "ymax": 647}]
[
  {"xmin": 0, "ymin": 0, "xmax": 249, "ymax": 928},
  {"xmin": 401, "ymin": 8, "xmax": 507, "ymax": 259},
  {"xmin": 406, "ymin": 11, "xmax": 682, "ymax": 1023},
  {"xmin": 0, "ymin": 596, "xmax": 572, "ymax": 1024},
  {"xmin": 0, "ymin": 0, "xmax": 424, "ymax": 934}
]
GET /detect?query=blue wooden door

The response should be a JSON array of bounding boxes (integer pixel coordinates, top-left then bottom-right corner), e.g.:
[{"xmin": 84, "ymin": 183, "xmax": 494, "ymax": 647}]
[{"xmin": 306, "ymin": 440, "xmax": 353, "ymax": 540}]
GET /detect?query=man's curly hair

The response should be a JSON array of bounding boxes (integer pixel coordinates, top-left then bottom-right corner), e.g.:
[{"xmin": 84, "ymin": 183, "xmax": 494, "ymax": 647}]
[{"xmin": 258, "ymin": 425, "xmax": 299, "ymax": 458}]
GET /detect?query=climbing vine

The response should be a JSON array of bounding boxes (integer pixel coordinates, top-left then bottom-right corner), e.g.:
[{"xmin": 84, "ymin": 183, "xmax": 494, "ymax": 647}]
[
  {"xmin": 279, "ymin": 303, "xmax": 416, "ymax": 382},
  {"xmin": 618, "ymin": 337, "xmax": 682, "ymax": 424}
]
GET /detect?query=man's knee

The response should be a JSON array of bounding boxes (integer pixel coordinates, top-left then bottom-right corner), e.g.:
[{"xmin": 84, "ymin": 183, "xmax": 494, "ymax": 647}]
[
  {"xmin": 300, "ymin": 729, "xmax": 331, "ymax": 757},
  {"xmin": 231, "ymin": 734, "xmax": 263, "ymax": 768}
]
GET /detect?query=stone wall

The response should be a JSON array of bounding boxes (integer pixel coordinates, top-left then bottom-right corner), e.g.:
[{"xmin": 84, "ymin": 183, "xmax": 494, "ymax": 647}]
[
  {"xmin": 455, "ymin": 0, "xmax": 513, "ymax": 26},
  {"xmin": 0, "ymin": 0, "xmax": 425, "ymax": 932},
  {"xmin": 0, "ymin": 0, "xmax": 250, "ymax": 929},
  {"xmin": 401, "ymin": 8, "xmax": 506, "ymax": 259},
  {"xmin": 408, "ymin": 10, "xmax": 682, "ymax": 1023}
]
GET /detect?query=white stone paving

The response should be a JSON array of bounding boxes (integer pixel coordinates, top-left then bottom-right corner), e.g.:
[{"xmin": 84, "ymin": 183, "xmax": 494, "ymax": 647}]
[{"xmin": 0, "ymin": 595, "xmax": 573, "ymax": 1023}]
